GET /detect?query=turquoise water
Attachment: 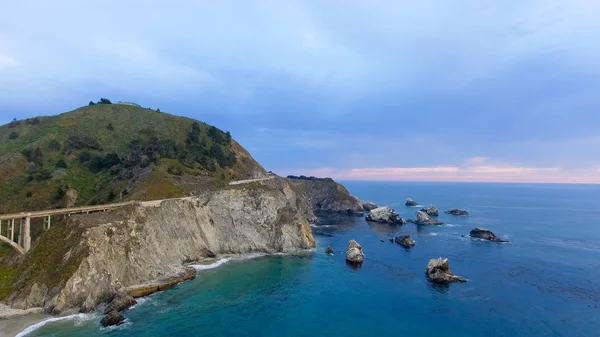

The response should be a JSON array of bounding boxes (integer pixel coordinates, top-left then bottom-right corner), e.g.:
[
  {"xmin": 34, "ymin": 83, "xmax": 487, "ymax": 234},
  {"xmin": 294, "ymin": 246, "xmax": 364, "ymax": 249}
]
[{"xmin": 21, "ymin": 182, "xmax": 600, "ymax": 336}]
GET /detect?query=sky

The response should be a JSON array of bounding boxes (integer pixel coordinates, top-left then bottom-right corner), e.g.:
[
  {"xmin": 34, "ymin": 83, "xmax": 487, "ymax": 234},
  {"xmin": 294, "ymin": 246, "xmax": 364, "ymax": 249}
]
[{"xmin": 1, "ymin": 0, "xmax": 600, "ymax": 183}]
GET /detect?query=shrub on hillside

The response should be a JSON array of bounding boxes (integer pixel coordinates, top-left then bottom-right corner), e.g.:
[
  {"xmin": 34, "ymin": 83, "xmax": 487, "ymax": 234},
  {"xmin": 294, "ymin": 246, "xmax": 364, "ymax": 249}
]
[
  {"xmin": 106, "ymin": 123, "xmax": 114, "ymax": 131},
  {"xmin": 47, "ymin": 139, "xmax": 61, "ymax": 151},
  {"xmin": 66, "ymin": 135, "xmax": 102, "ymax": 150},
  {"xmin": 8, "ymin": 131, "xmax": 19, "ymax": 139},
  {"xmin": 98, "ymin": 98, "xmax": 112, "ymax": 104},
  {"xmin": 55, "ymin": 158, "xmax": 68, "ymax": 169}
]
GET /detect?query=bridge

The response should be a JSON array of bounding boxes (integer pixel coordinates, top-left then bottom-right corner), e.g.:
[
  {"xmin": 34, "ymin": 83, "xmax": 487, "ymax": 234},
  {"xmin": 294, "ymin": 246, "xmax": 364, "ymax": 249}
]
[
  {"xmin": 0, "ymin": 175, "xmax": 277, "ymax": 254},
  {"xmin": 0, "ymin": 201, "xmax": 134, "ymax": 254}
]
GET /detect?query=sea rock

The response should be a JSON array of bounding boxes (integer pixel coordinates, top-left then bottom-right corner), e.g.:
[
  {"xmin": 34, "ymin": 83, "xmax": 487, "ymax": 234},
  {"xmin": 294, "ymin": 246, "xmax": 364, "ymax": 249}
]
[
  {"xmin": 345, "ymin": 240, "xmax": 364, "ymax": 264},
  {"xmin": 388, "ymin": 238, "xmax": 394, "ymax": 243},
  {"xmin": 405, "ymin": 198, "xmax": 419, "ymax": 207},
  {"xmin": 103, "ymin": 292, "xmax": 137, "ymax": 314},
  {"xmin": 444, "ymin": 209, "xmax": 469, "ymax": 216},
  {"xmin": 394, "ymin": 235, "xmax": 416, "ymax": 248},
  {"xmin": 360, "ymin": 201, "xmax": 378, "ymax": 212},
  {"xmin": 425, "ymin": 258, "xmax": 466, "ymax": 284},
  {"xmin": 414, "ymin": 211, "xmax": 444, "ymax": 225},
  {"xmin": 101, "ymin": 310, "xmax": 125, "ymax": 327},
  {"xmin": 469, "ymin": 228, "xmax": 508, "ymax": 242},
  {"xmin": 325, "ymin": 246, "xmax": 334, "ymax": 255},
  {"xmin": 421, "ymin": 205, "xmax": 439, "ymax": 217},
  {"xmin": 365, "ymin": 207, "xmax": 407, "ymax": 224}
]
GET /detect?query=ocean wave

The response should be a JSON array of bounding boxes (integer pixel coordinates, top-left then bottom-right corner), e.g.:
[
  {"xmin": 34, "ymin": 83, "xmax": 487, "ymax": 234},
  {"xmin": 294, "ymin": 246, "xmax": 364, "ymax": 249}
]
[
  {"xmin": 233, "ymin": 253, "xmax": 268, "ymax": 261},
  {"xmin": 443, "ymin": 224, "xmax": 464, "ymax": 228},
  {"xmin": 129, "ymin": 296, "xmax": 151, "ymax": 310},
  {"xmin": 16, "ymin": 313, "xmax": 96, "ymax": 337},
  {"xmin": 310, "ymin": 224, "xmax": 336, "ymax": 228},
  {"xmin": 190, "ymin": 258, "xmax": 230, "ymax": 270}
]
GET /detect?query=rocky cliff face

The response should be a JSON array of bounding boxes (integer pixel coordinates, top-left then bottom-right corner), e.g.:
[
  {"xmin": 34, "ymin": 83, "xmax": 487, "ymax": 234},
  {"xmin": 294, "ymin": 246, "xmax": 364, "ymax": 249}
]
[
  {"xmin": 285, "ymin": 178, "xmax": 364, "ymax": 219},
  {"xmin": 7, "ymin": 183, "xmax": 315, "ymax": 314}
]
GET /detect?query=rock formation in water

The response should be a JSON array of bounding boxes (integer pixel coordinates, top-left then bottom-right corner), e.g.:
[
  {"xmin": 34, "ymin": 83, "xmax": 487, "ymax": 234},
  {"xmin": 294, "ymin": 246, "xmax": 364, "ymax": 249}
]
[
  {"xmin": 365, "ymin": 207, "xmax": 407, "ymax": 224},
  {"xmin": 360, "ymin": 201, "xmax": 378, "ymax": 212},
  {"xmin": 425, "ymin": 258, "xmax": 466, "ymax": 284},
  {"xmin": 421, "ymin": 205, "xmax": 439, "ymax": 217},
  {"xmin": 414, "ymin": 211, "xmax": 444, "ymax": 225},
  {"xmin": 469, "ymin": 228, "xmax": 507, "ymax": 242},
  {"xmin": 444, "ymin": 209, "xmax": 469, "ymax": 216},
  {"xmin": 325, "ymin": 246, "xmax": 334, "ymax": 255},
  {"xmin": 345, "ymin": 240, "xmax": 364, "ymax": 264},
  {"xmin": 101, "ymin": 310, "xmax": 125, "ymax": 327},
  {"xmin": 405, "ymin": 198, "xmax": 419, "ymax": 206},
  {"xmin": 285, "ymin": 176, "xmax": 365, "ymax": 217},
  {"xmin": 394, "ymin": 235, "xmax": 416, "ymax": 248},
  {"xmin": 4, "ymin": 183, "xmax": 316, "ymax": 315}
]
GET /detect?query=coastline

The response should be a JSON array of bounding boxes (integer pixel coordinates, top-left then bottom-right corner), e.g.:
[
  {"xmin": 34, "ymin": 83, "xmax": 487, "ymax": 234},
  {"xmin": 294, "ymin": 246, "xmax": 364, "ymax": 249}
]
[{"xmin": 0, "ymin": 305, "xmax": 47, "ymax": 337}]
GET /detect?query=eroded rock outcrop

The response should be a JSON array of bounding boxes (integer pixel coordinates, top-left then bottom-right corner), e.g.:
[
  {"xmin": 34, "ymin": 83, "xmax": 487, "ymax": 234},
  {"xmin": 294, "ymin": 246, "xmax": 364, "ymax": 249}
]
[
  {"xmin": 7, "ymin": 183, "xmax": 316, "ymax": 315},
  {"xmin": 394, "ymin": 235, "xmax": 416, "ymax": 248},
  {"xmin": 101, "ymin": 310, "xmax": 124, "ymax": 327},
  {"xmin": 414, "ymin": 211, "xmax": 443, "ymax": 225},
  {"xmin": 360, "ymin": 201, "xmax": 378, "ymax": 212},
  {"xmin": 469, "ymin": 228, "xmax": 507, "ymax": 242},
  {"xmin": 286, "ymin": 177, "xmax": 364, "ymax": 216},
  {"xmin": 345, "ymin": 240, "xmax": 364, "ymax": 264},
  {"xmin": 325, "ymin": 246, "xmax": 334, "ymax": 255},
  {"xmin": 425, "ymin": 258, "xmax": 466, "ymax": 284},
  {"xmin": 445, "ymin": 209, "xmax": 469, "ymax": 216},
  {"xmin": 405, "ymin": 198, "xmax": 419, "ymax": 207},
  {"xmin": 366, "ymin": 207, "xmax": 407, "ymax": 225},
  {"xmin": 421, "ymin": 205, "xmax": 439, "ymax": 217}
]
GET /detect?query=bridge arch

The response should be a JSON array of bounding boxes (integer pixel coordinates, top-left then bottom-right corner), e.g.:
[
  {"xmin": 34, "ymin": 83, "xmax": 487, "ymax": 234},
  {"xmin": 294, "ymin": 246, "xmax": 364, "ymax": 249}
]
[{"xmin": 0, "ymin": 235, "xmax": 25, "ymax": 254}]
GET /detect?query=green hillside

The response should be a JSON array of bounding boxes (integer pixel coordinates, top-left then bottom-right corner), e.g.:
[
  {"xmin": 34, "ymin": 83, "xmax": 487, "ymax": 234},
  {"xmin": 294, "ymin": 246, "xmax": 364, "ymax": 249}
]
[{"xmin": 0, "ymin": 101, "xmax": 265, "ymax": 214}]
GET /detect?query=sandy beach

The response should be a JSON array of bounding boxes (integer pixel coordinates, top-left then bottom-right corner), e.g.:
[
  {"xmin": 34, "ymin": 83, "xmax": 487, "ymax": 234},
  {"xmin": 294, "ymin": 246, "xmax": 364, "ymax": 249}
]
[{"xmin": 0, "ymin": 304, "xmax": 47, "ymax": 337}]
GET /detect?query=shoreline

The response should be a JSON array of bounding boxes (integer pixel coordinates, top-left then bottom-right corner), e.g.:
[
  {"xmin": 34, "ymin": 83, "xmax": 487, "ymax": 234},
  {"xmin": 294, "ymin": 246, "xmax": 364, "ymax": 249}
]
[{"xmin": 0, "ymin": 305, "xmax": 47, "ymax": 337}]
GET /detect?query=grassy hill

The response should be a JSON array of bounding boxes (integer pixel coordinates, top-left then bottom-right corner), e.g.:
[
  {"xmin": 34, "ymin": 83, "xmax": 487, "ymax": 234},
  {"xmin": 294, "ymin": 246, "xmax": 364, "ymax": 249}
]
[{"xmin": 0, "ymin": 102, "xmax": 266, "ymax": 214}]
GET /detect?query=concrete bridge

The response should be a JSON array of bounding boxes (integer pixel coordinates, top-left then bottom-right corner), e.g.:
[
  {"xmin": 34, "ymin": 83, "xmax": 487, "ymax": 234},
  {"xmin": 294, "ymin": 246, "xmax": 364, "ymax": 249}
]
[
  {"xmin": 0, "ymin": 201, "xmax": 134, "ymax": 254},
  {"xmin": 0, "ymin": 175, "xmax": 277, "ymax": 254}
]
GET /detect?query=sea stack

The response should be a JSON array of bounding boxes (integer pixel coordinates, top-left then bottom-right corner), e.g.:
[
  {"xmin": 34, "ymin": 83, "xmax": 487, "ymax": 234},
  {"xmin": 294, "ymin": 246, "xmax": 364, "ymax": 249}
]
[
  {"xmin": 405, "ymin": 198, "xmax": 419, "ymax": 207},
  {"xmin": 414, "ymin": 211, "xmax": 444, "ymax": 225},
  {"xmin": 425, "ymin": 258, "xmax": 466, "ymax": 284},
  {"xmin": 345, "ymin": 240, "xmax": 364, "ymax": 264},
  {"xmin": 444, "ymin": 209, "xmax": 469, "ymax": 216},
  {"xmin": 366, "ymin": 206, "xmax": 407, "ymax": 224},
  {"xmin": 421, "ymin": 205, "xmax": 439, "ymax": 217},
  {"xmin": 394, "ymin": 235, "xmax": 416, "ymax": 248},
  {"xmin": 325, "ymin": 246, "xmax": 335, "ymax": 255},
  {"xmin": 469, "ymin": 228, "xmax": 508, "ymax": 242}
]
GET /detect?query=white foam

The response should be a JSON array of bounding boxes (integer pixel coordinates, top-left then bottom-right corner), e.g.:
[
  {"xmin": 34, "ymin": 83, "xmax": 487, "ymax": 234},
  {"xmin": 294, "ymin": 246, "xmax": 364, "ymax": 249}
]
[
  {"xmin": 233, "ymin": 253, "xmax": 268, "ymax": 261},
  {"xmin": 129, "ymin": 296, "xmax": 151, "ymax": 310},
  {"xmin": 16, "ymin": 313, "xmax": 96, "ymax": 337},
  {"xmin": 443, "ymin": 224, "xmax": 463, "ymax": 228},
  {"xmin": 190, "ymin": 258, "xmax": 230, "ymax": 270}
]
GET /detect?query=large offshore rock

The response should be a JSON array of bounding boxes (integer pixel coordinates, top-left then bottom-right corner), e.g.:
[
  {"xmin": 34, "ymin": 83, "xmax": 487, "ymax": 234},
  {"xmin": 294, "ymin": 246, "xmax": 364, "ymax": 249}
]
[
  {"xmin": 469, "ymin": 228, "xmax": 508, "ymax": 242},
  {"xmin": 101, "ymin": 310, "xmax": 125, "ymax": 327},
  {"xmin": 444, "ymin": 209, "xmax": 469, "ymax": 216},
  {"xmin": 405, "ymin": 198, "xmax": 419, "ymax": 206},
  {"xmin": 421, "ymin": 205, "xmax": 439, "ymax": 217},
  {"xmin": 394, "ymin": 235, "xmax": 416, "ymax": 248},
  {"xmin": 360, "ymin": 201, "xmax": 378, "ymax": 212},
  {"xmin": 425, "ymin": 258, "xmax": 466, "ymax": 284},
  {"xmin": 366, "ymin": 207, "xmax": 407, "ymax": 224},
  {"xmin": 345, "ymin": 240, "xmax": 365, "ymax": 264},
  {"xmin": 414, "ymin": 211, "xmax": 444, "ymax": 225}
]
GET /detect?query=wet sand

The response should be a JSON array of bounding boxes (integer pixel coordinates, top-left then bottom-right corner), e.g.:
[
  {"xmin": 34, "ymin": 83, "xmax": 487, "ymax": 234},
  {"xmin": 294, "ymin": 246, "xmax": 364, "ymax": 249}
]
[{"xmin": 0, "ymin": 313, "xmax": 47, "ymax": 337}]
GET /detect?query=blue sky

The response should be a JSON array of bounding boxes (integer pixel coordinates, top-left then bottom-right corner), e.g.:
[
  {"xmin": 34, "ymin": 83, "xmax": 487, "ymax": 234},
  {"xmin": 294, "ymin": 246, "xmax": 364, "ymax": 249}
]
[{"xmin": 1, "ymin": 0, "xmax": 600, "ymax": 183}]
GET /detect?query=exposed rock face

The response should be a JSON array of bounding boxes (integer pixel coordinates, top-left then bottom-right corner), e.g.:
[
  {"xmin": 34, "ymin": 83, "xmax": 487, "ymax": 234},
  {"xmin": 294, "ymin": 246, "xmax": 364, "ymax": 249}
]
[
  {"xmin": 469, "ymin": 228, "xmax": 507, "ymax": 242},
  {"xmin": 405, "ymin": 198, "xmax": 419, "ymax": 207},
  {"xmin": 7, "ymin": 183, "xmax": 316, "ymax": 314},
  {"xmin": 101, "ymin": 310, "xmax": 125, "ymax": 327},
  {"xmin": 286, "ymin": 177, "xmax": 365, "ymax": 216},
  {"xmin": 360, "ymin": 201, "xmax": 378, "ymax": 212},
  {"xmin": 345, "ymin": 240, "xmax": 364, "ymax": 264},
  {"xmin": 421, "ymin": 205, "xmax": 439, "ymax": 217},
  {"xmin": 325, "ymin": 246, "xmax": 334, "ymax": 255},
  {"xmin": 414, "ymin": 211, "xmax": 444, "ymax": 225},
  {"xmin": 365, "ymin": 207, "xmax": 407, "ymax": 224},
  {"xmin": 425, "ymin": 258, "xmax": 466, "ymax": 284},
  {"xmin": 394, "ymin": 235, "xmax": 416, "ymax": 248},
  {"xmin": 445, "ymin": 209, "xmax": 469, "ymax": 216}
]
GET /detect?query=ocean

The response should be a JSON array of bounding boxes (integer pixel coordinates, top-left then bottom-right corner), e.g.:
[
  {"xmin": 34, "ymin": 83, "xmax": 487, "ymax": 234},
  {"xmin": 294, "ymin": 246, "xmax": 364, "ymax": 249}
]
[{"xmin": 17, "ymin": 182, "xmax": 600, "ymax": 336}]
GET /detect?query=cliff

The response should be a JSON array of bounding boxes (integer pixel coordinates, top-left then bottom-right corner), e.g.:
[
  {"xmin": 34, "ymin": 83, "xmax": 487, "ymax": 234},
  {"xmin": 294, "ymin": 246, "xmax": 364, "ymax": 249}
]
[
  {"xmin": 4, "ymin": 183, "xmax": 315, "ymax": 314},
  {"xmin": 285, "ymin": 176, "xmax": 364, "ymax": 217}
]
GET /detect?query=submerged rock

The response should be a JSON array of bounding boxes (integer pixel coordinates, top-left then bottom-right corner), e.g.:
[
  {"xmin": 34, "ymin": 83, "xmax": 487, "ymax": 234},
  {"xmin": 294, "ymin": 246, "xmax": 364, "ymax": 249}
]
[
  {"xmin": 444, "ymin": 209, "xmax": 469, "ymax": 216},
  {"xmin": 405, "ymin": 198, "xmax": 419, "ymax": 207},
  {"xmin": 365, "ymin": 207, "xmax": 407, "ymax": 224},
  {"xmin": 345, "ymin": 240, "xmax": 364, "ymax": 264},
  {"xmin": 469, "ymin": 228, "xmax": 508, "ymax": 242},
  {"xmin": 414, "ymin": 211, "xmax": 444, "ymax": 225},
  {"xmin": 103, "ymin": 292, "xmax": 136, "ymax": 314},
  {"xmin": 325, "ymin": 246, "xmax": 334, "ymax": 255},
  {"xmin": 425, "ymin": 258, "xmax": 466, "ymax": 284},
  {"xmin": 421, "ymin": 205, "xmax": 439, "ymax": 217},
  {"xmin": 394, "ymin": 235, "xmax": 416, "ymax": 248},
  {"xmin": 101, "ymin": 310, "xmax": 125, "ymax": 327},
  {"xmin": 360, "ymin": 201, "xmax": 378, "ymax": 212},
  {"xmin": 388, "ymin": 238, "xmax": 394, "ymax": 243}
]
